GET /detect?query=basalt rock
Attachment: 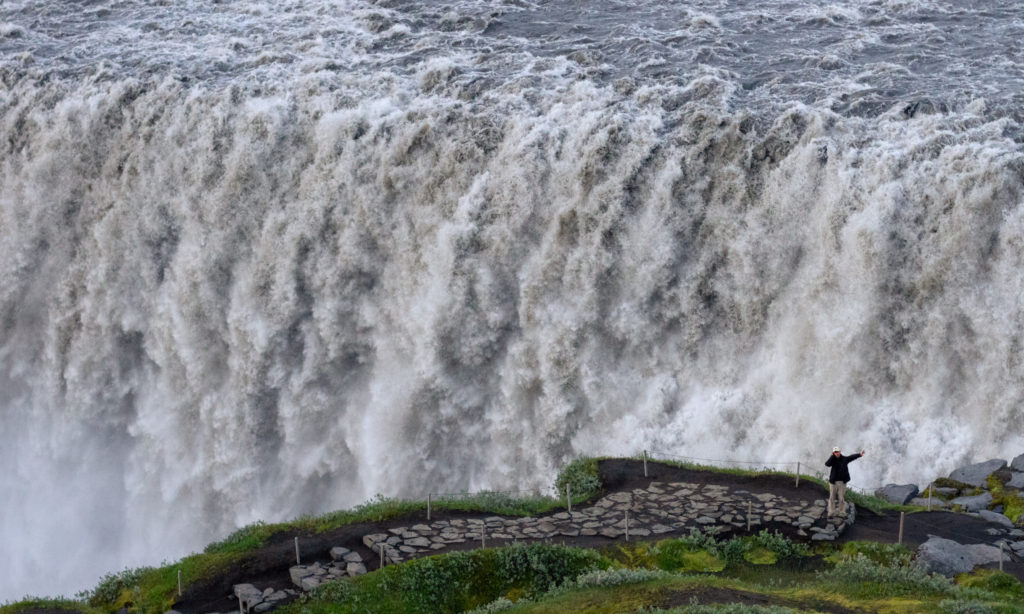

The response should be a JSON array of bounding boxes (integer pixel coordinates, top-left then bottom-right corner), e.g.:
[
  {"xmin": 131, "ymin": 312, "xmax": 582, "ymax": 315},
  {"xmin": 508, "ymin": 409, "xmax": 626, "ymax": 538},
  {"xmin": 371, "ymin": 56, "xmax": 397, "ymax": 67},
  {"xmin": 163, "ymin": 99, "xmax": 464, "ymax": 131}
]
[
  {"xmin": 875, "ymin": 483, "xmax": 919, "ymax": 505},
  {"xmin": 949, "ymin": 459, "xmax": 1007, "ymax": 488}
]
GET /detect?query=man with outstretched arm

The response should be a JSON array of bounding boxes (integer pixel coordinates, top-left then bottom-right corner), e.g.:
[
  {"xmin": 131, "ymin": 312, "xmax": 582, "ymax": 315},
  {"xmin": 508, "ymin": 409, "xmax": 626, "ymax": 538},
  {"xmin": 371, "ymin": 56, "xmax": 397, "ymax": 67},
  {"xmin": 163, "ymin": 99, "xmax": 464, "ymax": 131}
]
[{"xmin": 826, "ymin": 447, "xmax": 865, "ymax": 516}]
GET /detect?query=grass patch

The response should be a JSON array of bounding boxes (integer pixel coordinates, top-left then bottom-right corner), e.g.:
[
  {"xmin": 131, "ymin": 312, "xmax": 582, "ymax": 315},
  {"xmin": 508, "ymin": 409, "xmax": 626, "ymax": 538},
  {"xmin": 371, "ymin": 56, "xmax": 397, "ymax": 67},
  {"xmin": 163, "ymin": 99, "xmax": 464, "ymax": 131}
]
[
  {"xmin": 0, "ymin": 597, "xmax": 97, "ymax": 614},
  {"xmin": 823, "ymin": 541, "xmax": 911, "ymax": 567}
]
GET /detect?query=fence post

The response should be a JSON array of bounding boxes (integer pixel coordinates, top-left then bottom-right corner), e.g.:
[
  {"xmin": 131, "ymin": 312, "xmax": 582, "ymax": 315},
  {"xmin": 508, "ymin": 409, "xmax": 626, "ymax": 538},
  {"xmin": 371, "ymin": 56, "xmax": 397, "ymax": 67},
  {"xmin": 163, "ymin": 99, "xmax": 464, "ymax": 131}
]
[
  {"xmin": 238, "ymin": 595, "xmax": 243, "ymax": 614},
  {"xmin": 643, "ymin": 450, "xmax": 648, "ymax": 477},
  {"xmin": 379, "ymin": 543, "xmax": 385, "ymax": 567},
  {"xmin": 427, "ymin": 493, "xmax": 431, "ymax": 521},
  {"xmin": 795, "ymin": 462, "xmax": 800, "ymax": 488},
  {"xmin": 567, "ymin": 483, "xmax": 572, "ymax": 513},
  {"xmin": 898, "ymin": 512, "xmax": 905, "ymax": 545},
  {"xmin": 177, "ymin": 569, "xmax": 182, "ymax": 597},
  {"xmin": 295, "ymin": 537, "xmax": 300, "ymax": 565}
]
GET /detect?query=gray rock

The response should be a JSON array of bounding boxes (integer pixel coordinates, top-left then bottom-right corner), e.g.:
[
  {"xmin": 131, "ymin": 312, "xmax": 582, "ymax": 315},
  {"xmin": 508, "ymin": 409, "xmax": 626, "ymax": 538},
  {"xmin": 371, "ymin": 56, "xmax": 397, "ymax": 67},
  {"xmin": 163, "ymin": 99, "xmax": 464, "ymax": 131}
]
[
  {"xmin": 909, "ymin": 497, "xmax": 948, "ymax": 509},
  {"xmin": 1011, "ymin": 453, "xmax": 1024, "ymax": 472},
  {"xmin": 875, "ymin": 484, "xmax": 920, "ymax": 505},
  {"xmin": 979, "ymin": 509, "xmax": 1015, "ymax": 528},
  {"xmin": 346, "ymin": 562, "xmax": 367, "ymax": 576},
  {"xmin": 950, "ymin": 492, "xmax": 992, "ymax": 512},
  {"xmin": 1007, "ymin": 472, "xmax": 1024, "ymax": 489},
  {"xmin": 931, "ymin": 486, "xmax": 959, "ymax": 497},
  {"xmin": 233, "ymin": 584, "xmax": 263, "ymax": 608},
  {"xmin": 289, "ymin": 566, "xmax": 312, "ymax": 588},
  {"xmin": 299, "ymin": 576, "xmax": 322, "ymax": 591},
  {"xmin": 915, "ymin": 536, "xmax": 1005, "ymax": 577},
  {"xmin": 329, "ymin": 546, "xmax": 350, "ymax": 561},
  {"xmin": 949, "ymin": 459, "xmax": 1006, "ymax": 487}
]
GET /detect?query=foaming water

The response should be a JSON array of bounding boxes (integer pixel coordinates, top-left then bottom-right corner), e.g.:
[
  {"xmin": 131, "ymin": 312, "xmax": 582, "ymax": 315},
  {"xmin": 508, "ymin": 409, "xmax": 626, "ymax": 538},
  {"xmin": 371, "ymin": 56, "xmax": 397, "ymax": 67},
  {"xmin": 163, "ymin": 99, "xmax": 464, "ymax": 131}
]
[{"xmin": 2, "ymin": 0, "xmax": 1024, "ymax": 600}]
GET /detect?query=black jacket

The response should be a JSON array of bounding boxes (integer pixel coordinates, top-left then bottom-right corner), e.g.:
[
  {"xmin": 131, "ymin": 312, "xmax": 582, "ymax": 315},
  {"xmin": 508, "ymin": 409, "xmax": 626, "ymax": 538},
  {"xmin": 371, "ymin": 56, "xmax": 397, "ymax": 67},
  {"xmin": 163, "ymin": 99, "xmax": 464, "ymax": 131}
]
[{"xmin": 825, "ymin": 452, "xmax": 862, "ymax": 483}]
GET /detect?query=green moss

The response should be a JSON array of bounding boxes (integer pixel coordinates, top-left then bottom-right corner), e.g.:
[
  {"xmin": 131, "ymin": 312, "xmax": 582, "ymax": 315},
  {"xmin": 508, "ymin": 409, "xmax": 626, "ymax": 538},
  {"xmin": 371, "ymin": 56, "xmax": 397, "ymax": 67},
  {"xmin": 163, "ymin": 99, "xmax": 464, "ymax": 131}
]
[
  {"xmin": 743, "ymin": 548, "xmax": 778, "ymax": 566},
  {"xmin": 653, "ymin": 540, "xmax": 726, "ymax": 573}
]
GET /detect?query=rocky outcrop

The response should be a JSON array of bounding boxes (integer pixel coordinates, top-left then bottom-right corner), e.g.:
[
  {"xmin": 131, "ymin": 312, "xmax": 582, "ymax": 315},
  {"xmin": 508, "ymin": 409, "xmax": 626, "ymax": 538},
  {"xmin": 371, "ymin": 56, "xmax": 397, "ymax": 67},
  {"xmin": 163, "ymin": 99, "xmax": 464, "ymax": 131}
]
[
  {"xmin": 914, "ymin": 536, "xmax": 1006, "ymax": 577},
  {"xmin": 949, "ymin": 459, "xmax": 1007, "ymax": 487}
]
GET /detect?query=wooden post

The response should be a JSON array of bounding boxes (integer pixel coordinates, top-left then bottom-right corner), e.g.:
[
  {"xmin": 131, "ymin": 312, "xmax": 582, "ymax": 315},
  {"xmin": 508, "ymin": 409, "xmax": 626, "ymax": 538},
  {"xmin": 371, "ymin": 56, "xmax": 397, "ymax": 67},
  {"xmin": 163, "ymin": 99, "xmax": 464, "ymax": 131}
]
[
  {"xmin": 643, "ymin": 450, "xmax": 648, "ymax": 477},
  {"xmin": 795, "ymin": 462, "xmax": 800, "ymax": 488},
  {"xmin": 747, "ymin": 501, "xmax": 752, "ymax": 532},
  {"xmin": 898, "ymin": 512, "xmax": 905, "ymax": 545},
  {"xmin": 567, "ymin": 483, "xmax": 572, "ymax": 513},
  {"xmin": 427, "ymin": 493, "xmax": 431, "ymax": 521},
  {"xmin": 177, "ymin": 570, "xmax": 182, "ymax": 597},
  {"xmin": 379, "ymin": 543, "xmax": 385, "ymax": 567},
  {"xmin": 238, "ymin": 595, "xmax": 243, "ymax": 614},
  {"xmin": 295, "ymin": 537, "xmax": 300, "ymax": 565}
]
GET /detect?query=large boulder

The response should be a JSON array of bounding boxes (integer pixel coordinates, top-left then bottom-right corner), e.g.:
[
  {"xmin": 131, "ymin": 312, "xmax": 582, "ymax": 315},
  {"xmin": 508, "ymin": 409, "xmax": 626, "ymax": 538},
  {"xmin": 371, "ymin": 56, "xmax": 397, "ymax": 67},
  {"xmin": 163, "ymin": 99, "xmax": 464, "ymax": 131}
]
[
  {"xmin": 950, "ymin": 492, "xmax": 992, "ymax": 512},
  {"xmin": 875, "ymin": 484, "xmax": 919, "ymax": 505},
  {"xmin": 915, "ymin": 536, "xmax": 1005, "ymax": 577},
  {"xmin": 949, "ymin": 459, "xmax": 1006, "ymax": 487},
  {"xmin": 1007, "ymin": 472, "xmax": 1024, "ymax": 489},
  {"xmin": 978, "ymin": 509, "xmax": 1014, "ymax": 528},
  {"xmin": 1010, "ymin": 453, "xmax": 1024, "ymax": 473}
]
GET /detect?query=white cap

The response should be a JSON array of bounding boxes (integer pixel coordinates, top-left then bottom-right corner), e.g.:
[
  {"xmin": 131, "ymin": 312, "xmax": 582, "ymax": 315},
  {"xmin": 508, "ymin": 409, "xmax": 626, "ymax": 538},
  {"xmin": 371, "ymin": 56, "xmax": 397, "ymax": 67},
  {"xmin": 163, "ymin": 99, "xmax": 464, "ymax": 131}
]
[{"xmin": 832, "ymin": 446, "xmax": 840, "ymax": 452}]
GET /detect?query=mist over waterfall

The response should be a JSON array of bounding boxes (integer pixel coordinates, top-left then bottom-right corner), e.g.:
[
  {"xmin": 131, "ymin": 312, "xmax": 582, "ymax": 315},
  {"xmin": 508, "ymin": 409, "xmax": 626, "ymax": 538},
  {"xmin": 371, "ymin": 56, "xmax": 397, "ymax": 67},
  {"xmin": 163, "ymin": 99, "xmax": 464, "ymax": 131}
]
[{"xmin": 3, "ymin": 0, "xmax": 1024, "ymax": 600}]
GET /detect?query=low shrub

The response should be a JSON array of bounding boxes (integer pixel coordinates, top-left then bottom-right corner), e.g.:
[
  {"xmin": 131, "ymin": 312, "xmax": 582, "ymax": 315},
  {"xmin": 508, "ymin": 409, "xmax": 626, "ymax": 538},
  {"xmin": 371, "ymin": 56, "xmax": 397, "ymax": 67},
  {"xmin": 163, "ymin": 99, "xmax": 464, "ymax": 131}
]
[
  {"xmin": 288, "ymin": 542, "xmax": 610, "ymax": 614},
  {"xmin": 817, "ymin": 553, "xmax": 957, "ymax": 598},
  {"xmin": 553, "ymin": 456, "xmax": 601, "ymax": 501},
  {"xmin": 954, "ymin": 569, "xmax": 1024, "ymax": 601},
  {"xmin": 825, "ymin": 541, "xmax": 910, "ymax": 567}
]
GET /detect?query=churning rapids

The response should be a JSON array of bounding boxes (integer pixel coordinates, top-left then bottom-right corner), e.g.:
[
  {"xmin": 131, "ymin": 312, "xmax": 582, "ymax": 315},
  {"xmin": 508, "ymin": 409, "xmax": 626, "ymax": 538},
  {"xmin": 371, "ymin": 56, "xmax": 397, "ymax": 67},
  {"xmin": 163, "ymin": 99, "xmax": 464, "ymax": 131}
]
[{"xmin": 3, "ymin": 0, "xmax": 1024, "ymax": 600}]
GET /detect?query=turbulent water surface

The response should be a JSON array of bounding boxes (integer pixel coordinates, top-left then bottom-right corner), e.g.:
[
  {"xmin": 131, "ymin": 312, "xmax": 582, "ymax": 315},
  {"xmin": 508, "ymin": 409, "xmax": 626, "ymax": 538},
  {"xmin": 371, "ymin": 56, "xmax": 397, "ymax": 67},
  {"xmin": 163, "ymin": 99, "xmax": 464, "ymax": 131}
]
[{"xmin": 3, "ymin": 0, "xmax": 1024, "ymax": 600}]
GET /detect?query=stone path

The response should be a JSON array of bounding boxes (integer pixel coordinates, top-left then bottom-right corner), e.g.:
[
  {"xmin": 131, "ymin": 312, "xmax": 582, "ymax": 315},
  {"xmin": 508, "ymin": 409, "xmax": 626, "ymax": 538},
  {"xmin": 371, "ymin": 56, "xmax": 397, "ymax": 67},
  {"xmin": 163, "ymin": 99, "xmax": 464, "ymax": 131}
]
[{"xmin": 225, "ymin": 479, "xmax": 853, "ymax": 611}]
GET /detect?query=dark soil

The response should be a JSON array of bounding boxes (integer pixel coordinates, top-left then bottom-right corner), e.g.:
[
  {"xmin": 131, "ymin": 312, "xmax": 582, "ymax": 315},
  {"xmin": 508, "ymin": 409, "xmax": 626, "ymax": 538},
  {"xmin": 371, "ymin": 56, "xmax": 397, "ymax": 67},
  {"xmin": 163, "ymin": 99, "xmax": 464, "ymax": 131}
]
[{"xmin": 69, "ymin": 459, "xmax": 1024, "ymax": 613}]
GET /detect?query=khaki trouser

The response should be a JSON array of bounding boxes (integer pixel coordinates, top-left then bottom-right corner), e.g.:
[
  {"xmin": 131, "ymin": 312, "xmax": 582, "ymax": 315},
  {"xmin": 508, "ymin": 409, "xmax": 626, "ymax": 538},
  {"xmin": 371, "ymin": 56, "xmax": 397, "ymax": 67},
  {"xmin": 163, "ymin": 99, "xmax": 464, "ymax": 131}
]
[{"xmin": 828, "ymin": 481, "xmax": 847, "ymax": 516}]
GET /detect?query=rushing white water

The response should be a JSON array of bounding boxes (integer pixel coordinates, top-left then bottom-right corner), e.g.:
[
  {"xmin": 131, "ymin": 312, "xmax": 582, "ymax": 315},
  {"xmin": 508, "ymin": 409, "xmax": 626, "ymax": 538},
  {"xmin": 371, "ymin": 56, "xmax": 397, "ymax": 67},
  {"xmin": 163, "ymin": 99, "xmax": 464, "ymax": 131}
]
[{"xmin": 2, "ymin": 0, "xmax": 1024, "ymax": 600}]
